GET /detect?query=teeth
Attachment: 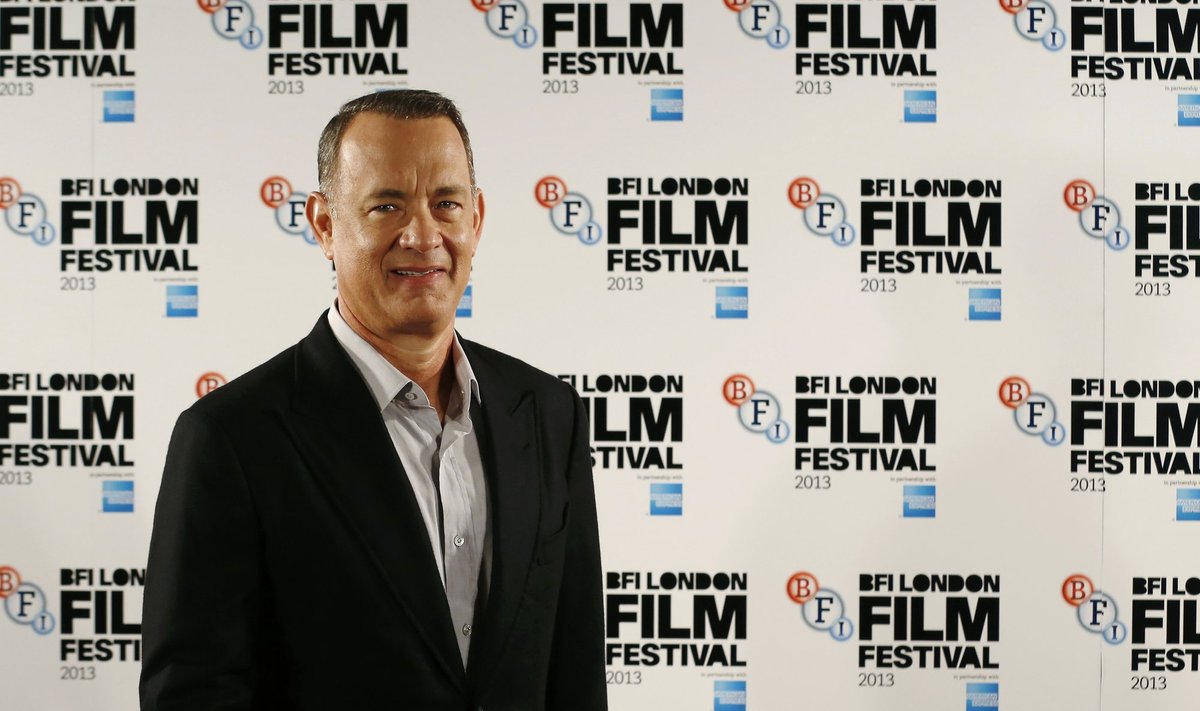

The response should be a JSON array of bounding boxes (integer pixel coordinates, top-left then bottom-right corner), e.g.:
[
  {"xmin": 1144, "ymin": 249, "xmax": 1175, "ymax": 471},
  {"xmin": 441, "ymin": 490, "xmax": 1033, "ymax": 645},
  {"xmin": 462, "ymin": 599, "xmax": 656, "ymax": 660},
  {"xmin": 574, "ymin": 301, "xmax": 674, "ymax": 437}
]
[{"xmin": 394, "ymin": 269, "xmax": 436, "ymax": 276}]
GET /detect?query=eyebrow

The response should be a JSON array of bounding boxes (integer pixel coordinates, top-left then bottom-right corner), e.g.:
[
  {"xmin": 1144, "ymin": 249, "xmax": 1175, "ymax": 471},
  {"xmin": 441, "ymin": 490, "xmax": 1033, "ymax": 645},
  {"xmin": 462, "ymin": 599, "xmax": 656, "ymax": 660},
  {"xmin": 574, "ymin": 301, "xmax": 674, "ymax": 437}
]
[
  {"xmin": 367, "ymin": 188, "xmax": 407, "ymax": 200},
  {"xmin": 434, "ymin": 185, "xmax": 473, "ymax": 199},
  {"xmin": 366, "ymin": 185, "xmax": 472, "ymax": 201}
]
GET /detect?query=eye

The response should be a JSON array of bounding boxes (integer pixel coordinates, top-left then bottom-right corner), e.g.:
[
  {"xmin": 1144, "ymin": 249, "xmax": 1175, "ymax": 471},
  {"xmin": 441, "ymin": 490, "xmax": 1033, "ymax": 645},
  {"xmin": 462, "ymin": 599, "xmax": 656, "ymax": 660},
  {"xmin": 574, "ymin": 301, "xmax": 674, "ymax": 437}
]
[
  {"xmin": 436, "ymin": 200, "xmax": 462, "ymax": 210},
  {"xmin": 371, "ymin": 204, "xmax": 398, "ymax": 213}
]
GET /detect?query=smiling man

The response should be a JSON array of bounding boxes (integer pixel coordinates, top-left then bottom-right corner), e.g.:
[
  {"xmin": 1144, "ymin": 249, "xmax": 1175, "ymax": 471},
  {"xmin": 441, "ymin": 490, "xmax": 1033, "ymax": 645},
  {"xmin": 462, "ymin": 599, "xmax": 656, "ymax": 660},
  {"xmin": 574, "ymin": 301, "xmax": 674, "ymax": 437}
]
[{"xmin": 140, "ymin": 91, "xmax": 607, "ymax": 711}]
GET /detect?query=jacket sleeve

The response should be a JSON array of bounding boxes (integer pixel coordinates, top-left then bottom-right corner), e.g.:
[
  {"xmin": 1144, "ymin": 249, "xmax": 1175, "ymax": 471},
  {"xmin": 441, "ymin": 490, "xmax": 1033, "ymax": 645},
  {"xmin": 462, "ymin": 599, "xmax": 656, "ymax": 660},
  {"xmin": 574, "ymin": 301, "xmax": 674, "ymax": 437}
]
[
  {"xmin": 545, "ymin": 389, "xmax": 608, "ymax": 710},
  {"xmin": 140, "ymin": 408, "xmax": 264, "ymax": 711}
]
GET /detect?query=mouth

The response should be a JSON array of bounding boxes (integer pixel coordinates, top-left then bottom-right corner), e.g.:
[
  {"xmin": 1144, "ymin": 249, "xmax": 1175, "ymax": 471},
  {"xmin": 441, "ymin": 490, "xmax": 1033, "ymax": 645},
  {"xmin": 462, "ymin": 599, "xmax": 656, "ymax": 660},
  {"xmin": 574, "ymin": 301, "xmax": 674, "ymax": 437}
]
[{"xmin": 390, "ymin": 267, "xmax": 444, "ymax": 277}]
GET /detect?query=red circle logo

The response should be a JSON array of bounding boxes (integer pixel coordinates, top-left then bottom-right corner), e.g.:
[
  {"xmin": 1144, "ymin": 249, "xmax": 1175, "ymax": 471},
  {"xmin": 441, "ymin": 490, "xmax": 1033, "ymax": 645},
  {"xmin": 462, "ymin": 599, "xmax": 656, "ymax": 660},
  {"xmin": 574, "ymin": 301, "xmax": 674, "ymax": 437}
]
[
  {"xmin": 1063, "ymin": 180, "xmax": 1096, "ymax": 212},
  {"xmin": 1062, "ymin": 574, "xmax": 1094, "ymax": 606},
  {"xmin": 787, "ymin": 571, "xmax": 819, "ymax": 604},
  {"xmin": 534, "ymin": 176, "xmax": 568, "ymax": 209},
  {"xmin": 998, "ymin": 0, "xmax": 1026, "ymax": 15},
  {"xmin": 788, "ymin": 177, "xmax": 821, "ymax": 210},
  {"xmin": 196, "ymin": 372, "xmax": 228, "ymax": 398},
  {"xmin": 260, "ymin": 176, "xmax": 293, "ymax": 209},
  {"xmin": 0, "ymin": 177, "xmax": 24, "ymax": 210},
  {"xmin": 723, "ymin": 374, "xmax": 755, "ymax": 406},
  {"xmin": 0, "ymin": 566, "xmax": 22, "ymax": 599},
  {"xmin": 998, "ymin": 376, "xmax": 1031, "ymax": 409}
]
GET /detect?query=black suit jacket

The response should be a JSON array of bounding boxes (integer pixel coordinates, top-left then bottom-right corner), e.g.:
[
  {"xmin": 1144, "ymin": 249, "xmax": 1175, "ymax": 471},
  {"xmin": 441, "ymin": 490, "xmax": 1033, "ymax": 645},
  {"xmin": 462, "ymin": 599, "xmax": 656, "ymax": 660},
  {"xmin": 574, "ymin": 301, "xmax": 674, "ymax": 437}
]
[{"xmin": 140, "ymin": 314, "xmax": 606, "ymax": 711}]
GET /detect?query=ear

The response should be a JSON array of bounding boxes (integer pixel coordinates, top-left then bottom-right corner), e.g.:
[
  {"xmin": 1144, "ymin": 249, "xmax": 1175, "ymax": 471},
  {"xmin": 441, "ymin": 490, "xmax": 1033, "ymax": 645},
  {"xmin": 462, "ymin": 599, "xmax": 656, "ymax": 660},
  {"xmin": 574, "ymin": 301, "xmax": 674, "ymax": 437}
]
[
  {"xmin": 470, "ymin": 188, "xmax": 485, "ymax": 257},
  {"xmin": 306, "ymin": 191, "xmax": 336, "ymax": 261}
]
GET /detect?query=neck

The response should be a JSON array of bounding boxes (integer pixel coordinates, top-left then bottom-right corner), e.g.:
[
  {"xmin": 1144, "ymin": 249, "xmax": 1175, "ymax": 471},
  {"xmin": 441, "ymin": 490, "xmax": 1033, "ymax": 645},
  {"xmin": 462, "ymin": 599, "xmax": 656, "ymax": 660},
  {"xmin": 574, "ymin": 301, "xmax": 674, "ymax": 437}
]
[{"xmin": 338, "ymin": 300, "xmax": 456, "ymax": 422}]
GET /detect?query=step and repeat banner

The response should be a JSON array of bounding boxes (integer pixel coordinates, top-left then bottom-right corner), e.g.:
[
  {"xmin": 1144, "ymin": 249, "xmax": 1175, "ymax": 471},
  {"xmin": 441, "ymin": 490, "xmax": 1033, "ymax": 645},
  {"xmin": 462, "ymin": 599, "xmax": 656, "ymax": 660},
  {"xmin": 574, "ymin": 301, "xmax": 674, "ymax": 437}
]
[{"xmin": 2, "ymin": 1, "xmax": 1200, "ymax": 709}]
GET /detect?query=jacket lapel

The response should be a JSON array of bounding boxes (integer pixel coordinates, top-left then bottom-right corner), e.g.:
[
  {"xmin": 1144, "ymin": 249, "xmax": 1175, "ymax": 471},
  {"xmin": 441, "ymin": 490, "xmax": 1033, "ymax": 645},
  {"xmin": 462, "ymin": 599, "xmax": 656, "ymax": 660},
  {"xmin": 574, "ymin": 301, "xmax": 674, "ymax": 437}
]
[
  {"xmin": 282, "ymin": 314, "xmax": 467, "ymax": 690},
  {"xmin": 462, "ymin": 340, "xmax": 541, "ymax": 690}
]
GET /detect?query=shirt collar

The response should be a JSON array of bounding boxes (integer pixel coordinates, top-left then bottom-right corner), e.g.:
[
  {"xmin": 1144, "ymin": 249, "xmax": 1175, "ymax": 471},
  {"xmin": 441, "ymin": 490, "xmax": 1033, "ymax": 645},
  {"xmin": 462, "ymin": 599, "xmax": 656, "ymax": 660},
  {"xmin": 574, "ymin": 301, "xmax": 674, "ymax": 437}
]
[{"xmin": 327, "ymin": 304, "xmax": 481, "ymax": 414}]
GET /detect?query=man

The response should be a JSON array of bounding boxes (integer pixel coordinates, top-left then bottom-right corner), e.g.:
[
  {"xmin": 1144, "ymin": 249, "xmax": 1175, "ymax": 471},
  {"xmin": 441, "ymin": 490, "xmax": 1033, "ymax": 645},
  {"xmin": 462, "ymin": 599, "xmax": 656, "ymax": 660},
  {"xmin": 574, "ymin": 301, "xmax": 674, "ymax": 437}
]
[{"xmin": 140, "ymin": 90, "xmax": 607, "ymax": 711}]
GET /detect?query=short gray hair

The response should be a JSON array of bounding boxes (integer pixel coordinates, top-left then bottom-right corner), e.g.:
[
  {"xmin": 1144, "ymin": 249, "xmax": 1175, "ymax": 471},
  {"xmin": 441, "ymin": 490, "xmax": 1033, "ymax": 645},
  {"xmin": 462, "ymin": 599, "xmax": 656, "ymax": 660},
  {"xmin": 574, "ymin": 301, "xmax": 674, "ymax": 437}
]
[{"xmin": 317, "ymin": 89, "xmax": 476, "ymax": 200}]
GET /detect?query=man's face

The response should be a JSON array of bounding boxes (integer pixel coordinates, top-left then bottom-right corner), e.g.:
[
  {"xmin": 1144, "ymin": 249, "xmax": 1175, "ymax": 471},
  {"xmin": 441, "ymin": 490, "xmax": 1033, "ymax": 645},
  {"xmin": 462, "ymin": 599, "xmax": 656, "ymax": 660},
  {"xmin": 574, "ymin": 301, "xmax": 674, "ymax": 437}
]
[{"xmin": 308, "ymin": 114, "xmax": 483, "ymax": 339}]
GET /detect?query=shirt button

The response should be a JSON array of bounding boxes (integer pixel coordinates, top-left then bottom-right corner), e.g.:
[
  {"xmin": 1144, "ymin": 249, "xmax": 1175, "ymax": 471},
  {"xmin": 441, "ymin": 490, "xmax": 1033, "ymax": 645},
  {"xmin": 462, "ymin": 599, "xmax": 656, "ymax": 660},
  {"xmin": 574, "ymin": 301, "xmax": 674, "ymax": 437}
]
[
  {"xmin": 462, "ymin": 624, "xmax": 472, "ymax": 636},
  {"xmin": 403, "ymin": 392, "xmax": 417, "ymax": 401},
  {"xmin": 453, "ymin": 535, "xmax": 465, "ymax": 547}
]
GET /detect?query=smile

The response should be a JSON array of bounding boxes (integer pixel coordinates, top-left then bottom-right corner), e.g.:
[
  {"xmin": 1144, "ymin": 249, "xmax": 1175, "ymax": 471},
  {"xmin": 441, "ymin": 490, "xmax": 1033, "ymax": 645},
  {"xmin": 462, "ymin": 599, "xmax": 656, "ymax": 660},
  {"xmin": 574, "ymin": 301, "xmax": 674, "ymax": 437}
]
[{"xmin": 391, "ymin": 268, "xmax": 443, "ymax": 277}]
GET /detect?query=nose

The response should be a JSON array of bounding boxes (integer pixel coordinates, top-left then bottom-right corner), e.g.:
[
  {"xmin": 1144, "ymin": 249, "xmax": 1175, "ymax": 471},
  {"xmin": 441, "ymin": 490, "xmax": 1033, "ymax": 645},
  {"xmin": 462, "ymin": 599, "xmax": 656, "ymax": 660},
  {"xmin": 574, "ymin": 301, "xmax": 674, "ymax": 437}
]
[{"xmin": 396, "ymin": 207, "xmax": 443, "ymax": 253}]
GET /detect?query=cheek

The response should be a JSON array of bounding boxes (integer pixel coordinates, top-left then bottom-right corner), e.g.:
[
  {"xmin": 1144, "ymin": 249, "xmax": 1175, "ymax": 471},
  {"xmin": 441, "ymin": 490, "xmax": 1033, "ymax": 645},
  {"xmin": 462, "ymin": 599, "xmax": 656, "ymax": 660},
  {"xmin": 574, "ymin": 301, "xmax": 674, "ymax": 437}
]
[
  {"xmin": 449, "ymin": 229, "xmax": 479, "ymax": 258},
  {"xmin": 336, "ymin": 227, "xmax": 390, "ymax": 262},
  {"xmin": 333, "ymin": 242, "xmax": 384, "ymax": 286}
]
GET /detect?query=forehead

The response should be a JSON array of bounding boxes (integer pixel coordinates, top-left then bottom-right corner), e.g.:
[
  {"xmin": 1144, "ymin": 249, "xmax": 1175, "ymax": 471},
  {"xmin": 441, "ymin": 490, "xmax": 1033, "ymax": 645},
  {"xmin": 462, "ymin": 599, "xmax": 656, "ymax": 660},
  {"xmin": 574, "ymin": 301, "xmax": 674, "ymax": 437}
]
[{"xmin": 337, "ymin": 114, "xmax": 470, "ymax": 186}]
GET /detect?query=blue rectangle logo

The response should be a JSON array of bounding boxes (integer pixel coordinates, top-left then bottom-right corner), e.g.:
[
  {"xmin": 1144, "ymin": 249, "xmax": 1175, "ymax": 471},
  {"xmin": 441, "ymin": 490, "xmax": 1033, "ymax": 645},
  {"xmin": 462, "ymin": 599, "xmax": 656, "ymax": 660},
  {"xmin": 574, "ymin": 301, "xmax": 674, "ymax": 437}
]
[
  {"xmin": 715, "ymin": 286, "xmax": 748, "ymax": 319},
  {"xmin": 903, "ymin": 485, "xmax": 936, "ymax": 518},
  {"xmin": 714, "ymin": 680, "xmax": 746, "ymax": 711},
  {"xmin": 1178, "ymin": 489, "xmax": 1200, "ymax": 521},
  {"xmin": 966, "ymin": 682, "xmax": 999, "ymax": 711},
  {"xmin": 103, "ymin": 90, "xmax": 135, "ymax": 123},
  {"xmin": 1179, "ymin": 95, "xmax": 1200, "ymax": 127},
  {"xmin": 904, "ymin": 90, "xmax": 937, "ymax": 123},
  {"xmin": 651, "ymin": 88, "xmax": 683, "ymax": 122},
  {"xmin": 969, "ymin": 288, "xmax": 1001, "ymax": 321},
  {"xmin": 102, "ymin": 481, "xmax": 134, "ymax": 513},
  {"xmin": 650, "ymin": 482, "xmax": 683, "ymax": 516},
  {"xmin": 166, "ymin": 284, "xmax": 198, "ymax": 318},
  {"xmin": 456, "ymin": 285, "xmax": 473, "ymax": 318}
]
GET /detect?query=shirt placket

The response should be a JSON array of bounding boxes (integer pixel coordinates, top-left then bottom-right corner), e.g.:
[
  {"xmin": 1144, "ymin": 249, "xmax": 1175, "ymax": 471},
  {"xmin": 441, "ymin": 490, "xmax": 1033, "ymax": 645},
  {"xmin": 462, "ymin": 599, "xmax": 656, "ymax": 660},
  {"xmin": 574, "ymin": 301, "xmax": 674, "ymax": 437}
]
[{"xmin": 439, "ymin": 417, "xmax": 478, "ymax": 665}]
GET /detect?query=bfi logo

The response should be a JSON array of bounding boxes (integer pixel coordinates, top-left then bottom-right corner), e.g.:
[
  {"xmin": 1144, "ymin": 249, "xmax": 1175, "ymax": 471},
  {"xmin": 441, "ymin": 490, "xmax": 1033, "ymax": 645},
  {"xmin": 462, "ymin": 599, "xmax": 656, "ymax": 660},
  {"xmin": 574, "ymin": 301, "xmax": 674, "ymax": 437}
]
[
  {"xmin": 0, "ymin": 566, "xmax": 56, "ymax": 636},
  {"xmin": 723, "ymin": 374, "xmax": 790, "ymax": 444},
  {"xmin": 999, "ymin": 376, "xmax": 1066, "ymax": 446},
  {"xmin": 1062, "ymin": 573, "xmax": 1127, "ymax": 645},
  {"xmin": 535, "ymin": 176, "xmax": 603, "ymax": 245},
  {"xmin": 727, "ymin": 0, "xmax": 791, "ymax": 49},
  {"xmin": 789, "ymin": 177, "xmax": 856, "ymax": 246},
  {"xmin": 1064, "ymin": 179, "xmax": 1130, "ymax": 252},
  {"xmin": 787, "ymin": 571, "xmax": 854, "ymax": 642},
  {"xmin": 260, "ymin": 176, "xmax": 316, "ymax": 244},
  {"xmin": 473, "ymin": 0, "xmax": 538, "ymax": 48},
  {"xmin": 1, "ymin": 177, "xmax": 56, "ymax": 245},
  {"xmin": 1001, "ymin": 0, "xmax": 1067, "ymax": 52},
  {"xmin": 199, "ymin": 0, "xmax": 265, "ymax": 50}
]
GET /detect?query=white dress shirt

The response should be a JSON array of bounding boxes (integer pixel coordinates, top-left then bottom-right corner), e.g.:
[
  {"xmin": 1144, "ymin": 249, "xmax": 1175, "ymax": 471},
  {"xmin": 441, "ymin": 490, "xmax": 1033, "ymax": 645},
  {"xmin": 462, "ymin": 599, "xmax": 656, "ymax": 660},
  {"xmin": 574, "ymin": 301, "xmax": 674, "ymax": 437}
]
[{"xmin": 327, "ymin": 306, "xmax": 489, "ymax": 667}]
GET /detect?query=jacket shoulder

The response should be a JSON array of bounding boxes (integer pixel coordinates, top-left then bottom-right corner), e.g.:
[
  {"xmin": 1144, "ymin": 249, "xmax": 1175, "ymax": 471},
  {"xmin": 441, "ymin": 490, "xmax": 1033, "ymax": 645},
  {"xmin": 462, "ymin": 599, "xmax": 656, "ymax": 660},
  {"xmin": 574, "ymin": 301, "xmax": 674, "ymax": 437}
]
[{"xmin": 461, "ymin": 338, "xmax": 577, "ymax": 402}]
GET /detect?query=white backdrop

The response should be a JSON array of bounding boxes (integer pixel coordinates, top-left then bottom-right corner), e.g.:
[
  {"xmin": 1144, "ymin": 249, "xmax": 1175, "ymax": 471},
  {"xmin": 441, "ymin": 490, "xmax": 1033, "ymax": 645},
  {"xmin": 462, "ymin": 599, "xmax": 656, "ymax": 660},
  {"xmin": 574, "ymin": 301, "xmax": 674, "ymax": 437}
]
[{"xmin": 2, "ymin": 1, "xmax": 1199, "ymax": 709}]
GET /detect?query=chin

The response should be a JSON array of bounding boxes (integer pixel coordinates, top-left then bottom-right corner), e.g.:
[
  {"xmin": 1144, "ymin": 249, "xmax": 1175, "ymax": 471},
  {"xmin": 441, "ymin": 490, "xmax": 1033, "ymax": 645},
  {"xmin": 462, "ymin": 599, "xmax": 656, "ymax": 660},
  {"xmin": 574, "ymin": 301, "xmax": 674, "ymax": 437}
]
[{"xmin": 385, "ymin": 310, "xmax": 455, "ymax": 336}]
